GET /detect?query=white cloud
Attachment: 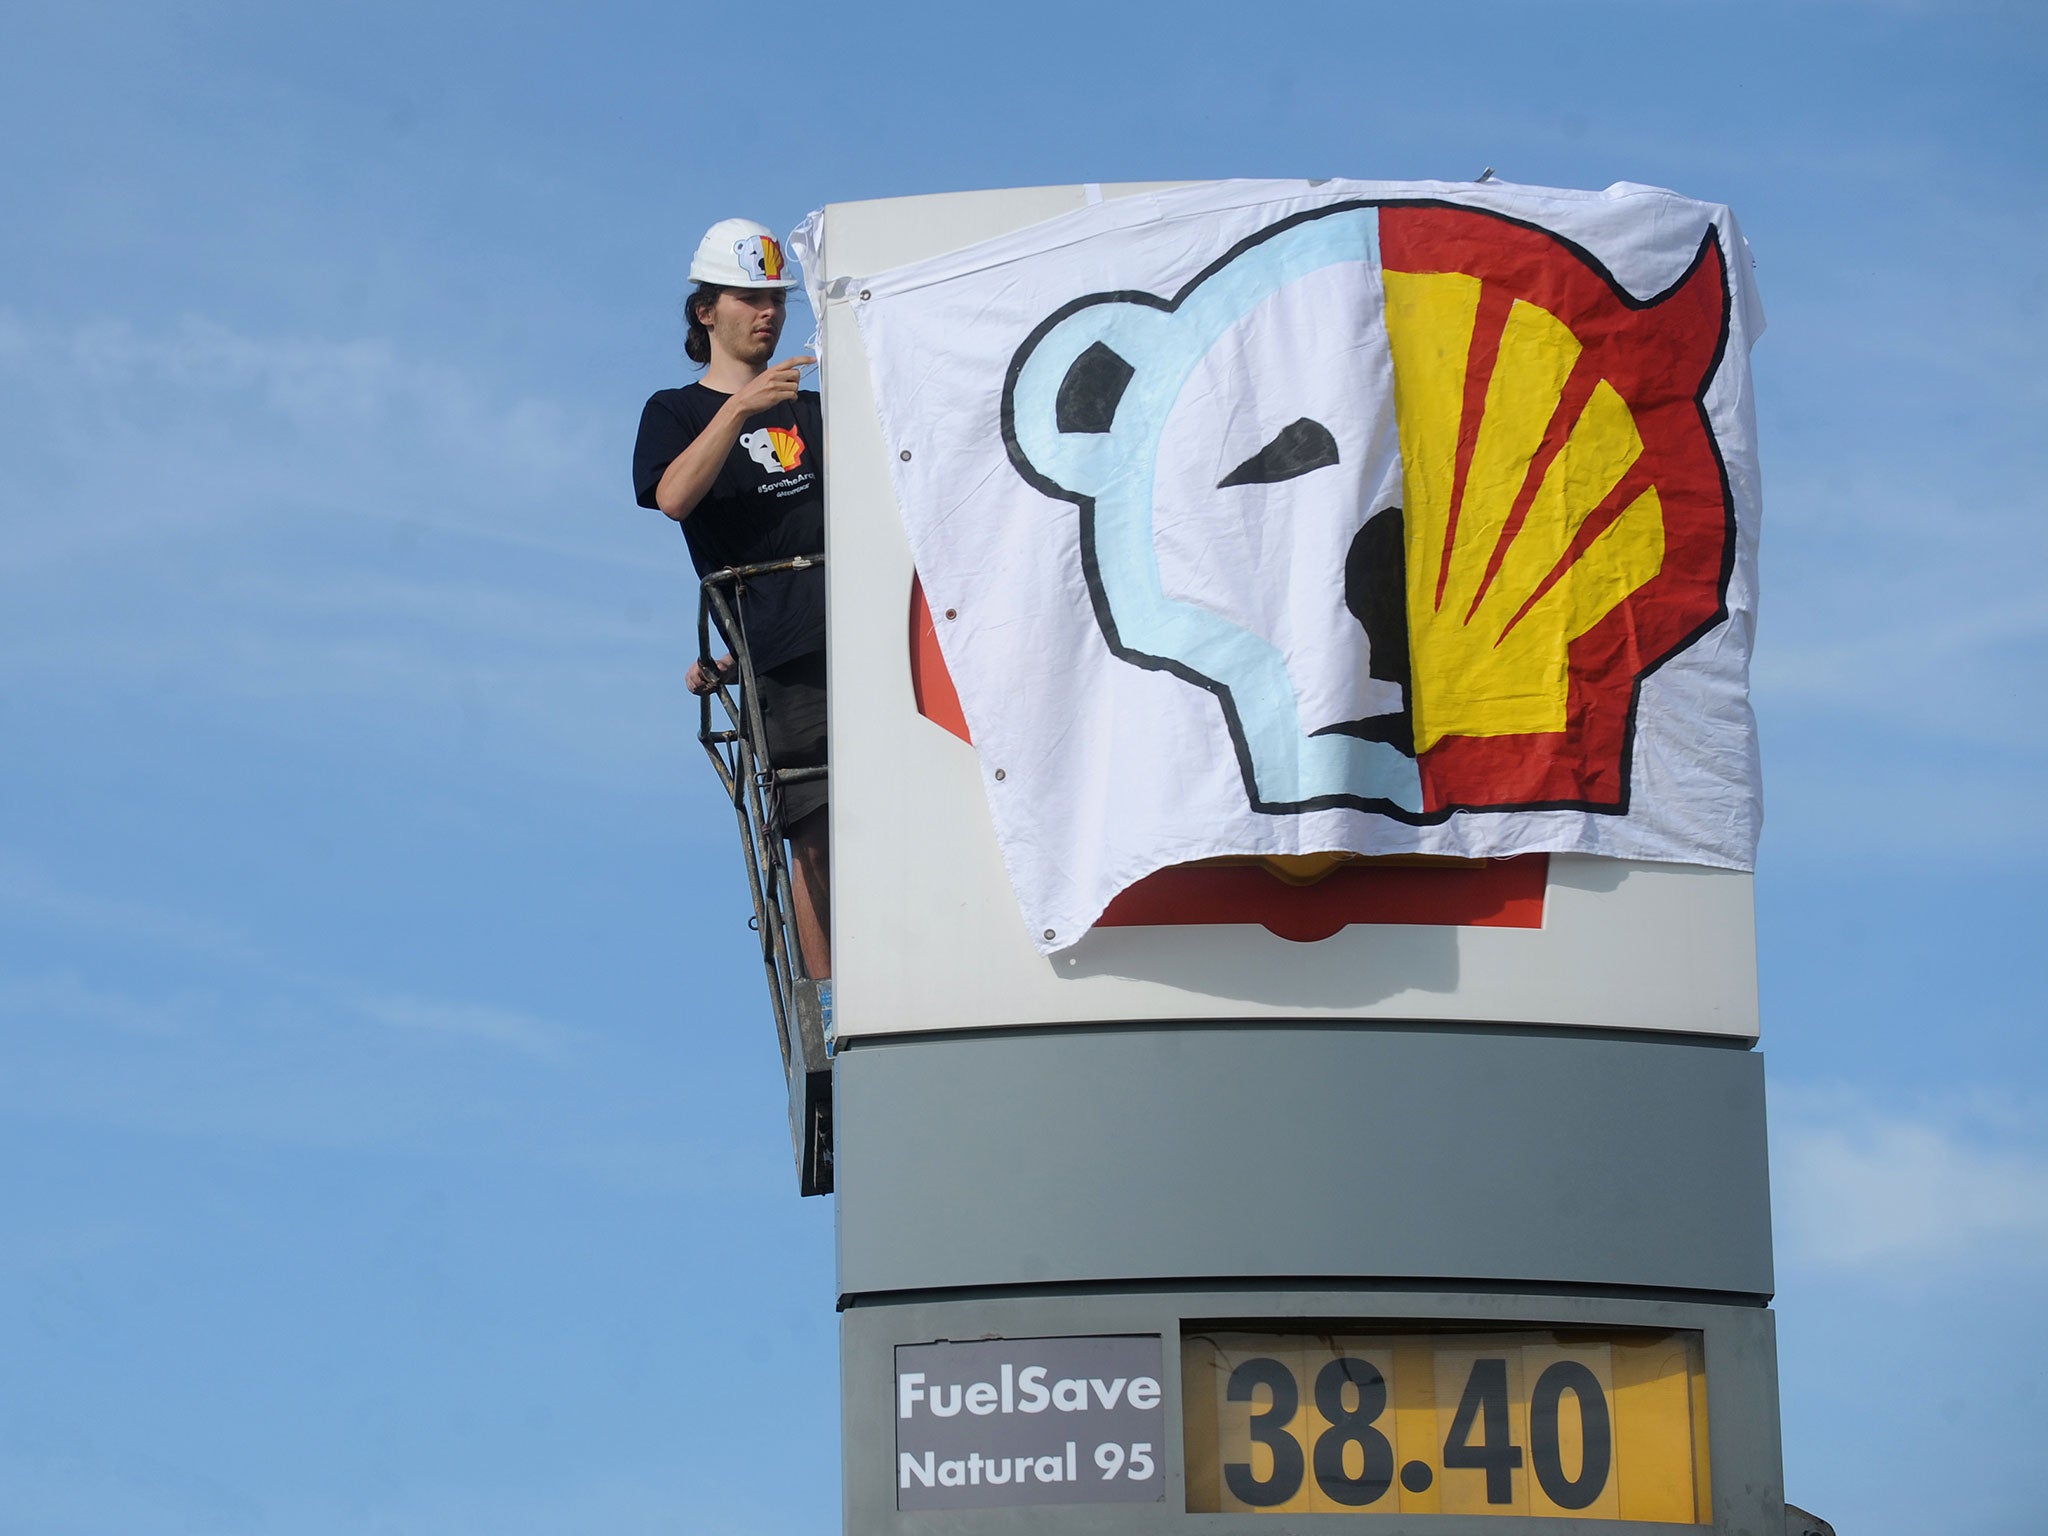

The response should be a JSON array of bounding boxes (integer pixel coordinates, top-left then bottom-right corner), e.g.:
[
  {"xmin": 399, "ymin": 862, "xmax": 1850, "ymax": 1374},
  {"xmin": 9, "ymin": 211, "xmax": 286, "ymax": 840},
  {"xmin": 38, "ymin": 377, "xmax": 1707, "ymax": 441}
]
[
  {"xmin": 0, "ymin": 854, "xmax": 265, "ymax": 967},
  {"xmin": 0, "ymin": 306, "xmax": 650, "ymax": 576},
  {"xmin": 0, "ymin": 971, "xmax": 205, "ymax": 1037},
  {"xmin": 359, "ymin": 992, "xmax": 578, "ymax": 1062},
  {"xmin": 0, "ymin": 969, "xmax": 564, "ymax": 1157},
  {"xmin": 5, "ymin": 308, "xmax": 599, "ymax": 475},
  {"xmin": 0, "ymin": 306, "xmax": 704, "ymax": 794},
  {"xmin": 1751, "ymin": 449, "xmax": 2048, "ymax": 756},
  {"xmin": 1754, "ymin": 592, "xmax": 2048, "ymax": 714},
  {"xmin": 1757, "ymin": 751, "xmax": 2048, "ymax": 862},
  {"xmin": 0, "ymin": 964, "xmax": 577, "ymax": 1063},
  {"xmin": 1771, "ymin": 1086, "xmax": 2048, "ymax": 1273},
  {"xmin": 0, "ymin": 940, "xmax": 748, "ymax": 1189}
]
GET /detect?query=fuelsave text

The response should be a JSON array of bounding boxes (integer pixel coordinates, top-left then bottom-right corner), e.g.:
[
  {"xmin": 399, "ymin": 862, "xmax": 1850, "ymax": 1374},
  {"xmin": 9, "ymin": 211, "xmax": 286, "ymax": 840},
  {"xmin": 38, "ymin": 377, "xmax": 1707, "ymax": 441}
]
[{"xmin": 898, "ymin": 1364, "xmax": 1161, "ymax": 1420}]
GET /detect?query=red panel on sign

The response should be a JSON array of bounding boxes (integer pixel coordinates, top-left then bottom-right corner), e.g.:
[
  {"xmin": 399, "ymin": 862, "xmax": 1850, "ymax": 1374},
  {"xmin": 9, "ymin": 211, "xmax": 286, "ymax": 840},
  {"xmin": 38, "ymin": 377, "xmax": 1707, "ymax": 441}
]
[
  {"xmin": 910, "ymin": 575, "xmax": 971, "ymax": 743},
  {"xmin": 1097, "ymin": 855, "xmax": 1548, "ymax": 942}
]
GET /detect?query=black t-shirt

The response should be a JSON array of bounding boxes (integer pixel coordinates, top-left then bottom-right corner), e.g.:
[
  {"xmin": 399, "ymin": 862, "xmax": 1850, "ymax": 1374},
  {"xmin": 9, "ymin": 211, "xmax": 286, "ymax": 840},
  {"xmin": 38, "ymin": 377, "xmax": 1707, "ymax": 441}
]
[{"xmin": 632, "ymin": 383, "xmax": 825, "ymax": 674}]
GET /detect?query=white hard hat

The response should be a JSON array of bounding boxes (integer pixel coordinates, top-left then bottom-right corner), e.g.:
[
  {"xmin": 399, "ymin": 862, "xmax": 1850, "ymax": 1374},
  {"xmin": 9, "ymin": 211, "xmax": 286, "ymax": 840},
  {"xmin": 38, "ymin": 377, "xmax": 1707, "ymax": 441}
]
[{"xmin": 688, "ymin": 217, "xmax": 797, "ymax": 289}]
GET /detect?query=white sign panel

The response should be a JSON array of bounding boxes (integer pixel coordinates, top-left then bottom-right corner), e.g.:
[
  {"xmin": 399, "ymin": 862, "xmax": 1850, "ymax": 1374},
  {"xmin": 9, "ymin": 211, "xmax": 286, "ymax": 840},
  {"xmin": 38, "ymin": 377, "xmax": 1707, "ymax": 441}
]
[{"xmin": 805, "ymin": 183, "xmax": 1759, "ymax": 1043}]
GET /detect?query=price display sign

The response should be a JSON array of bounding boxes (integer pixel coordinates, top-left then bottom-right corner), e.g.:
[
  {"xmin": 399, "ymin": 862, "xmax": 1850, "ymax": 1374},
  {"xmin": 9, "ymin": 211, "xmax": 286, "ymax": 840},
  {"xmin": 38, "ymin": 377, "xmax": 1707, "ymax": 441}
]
[{"xmin": 1182, "ymin": 1327, "xmax": 1710, "ymax": 1522}]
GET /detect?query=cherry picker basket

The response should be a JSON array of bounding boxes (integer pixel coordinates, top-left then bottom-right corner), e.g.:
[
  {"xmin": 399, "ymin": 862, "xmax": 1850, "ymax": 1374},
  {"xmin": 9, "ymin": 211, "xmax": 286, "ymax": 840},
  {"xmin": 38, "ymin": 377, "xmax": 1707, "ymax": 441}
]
[{"xmin": 694, "ymin": 554, "xmax": 831, "ymax": 1195}]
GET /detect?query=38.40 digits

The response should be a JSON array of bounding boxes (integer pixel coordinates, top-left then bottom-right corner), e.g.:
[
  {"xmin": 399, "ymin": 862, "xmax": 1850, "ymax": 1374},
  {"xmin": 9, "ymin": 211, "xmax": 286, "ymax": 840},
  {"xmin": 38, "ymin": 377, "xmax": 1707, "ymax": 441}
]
[{"xmin": 1226, "ymin": 1354, "xmax": 1612, "ymax": 1510}]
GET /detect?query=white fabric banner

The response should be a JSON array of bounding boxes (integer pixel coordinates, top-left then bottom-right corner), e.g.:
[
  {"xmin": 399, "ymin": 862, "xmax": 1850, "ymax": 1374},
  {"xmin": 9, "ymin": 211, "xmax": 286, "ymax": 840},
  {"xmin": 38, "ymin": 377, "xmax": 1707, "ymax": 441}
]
[{"xmin": 836, "ymin": 179, "xmax": 1765, "ymax": 953}]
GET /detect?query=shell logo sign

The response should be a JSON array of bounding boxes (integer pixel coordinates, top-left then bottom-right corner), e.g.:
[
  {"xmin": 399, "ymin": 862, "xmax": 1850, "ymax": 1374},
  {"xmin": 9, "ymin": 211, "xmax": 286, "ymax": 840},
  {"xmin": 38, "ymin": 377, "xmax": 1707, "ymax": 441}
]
[{"xmin": 1379, "ymin": 205, "xmax": 1732, "ymax": 813}]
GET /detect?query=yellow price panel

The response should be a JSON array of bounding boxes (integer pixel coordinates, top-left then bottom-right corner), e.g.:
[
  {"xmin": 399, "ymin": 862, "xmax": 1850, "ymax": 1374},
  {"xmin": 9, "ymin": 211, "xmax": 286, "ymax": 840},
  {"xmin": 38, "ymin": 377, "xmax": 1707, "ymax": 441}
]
[{"xmin": 1182, "ymin": 1326, "xmax": 1710, "ymax": 1522}]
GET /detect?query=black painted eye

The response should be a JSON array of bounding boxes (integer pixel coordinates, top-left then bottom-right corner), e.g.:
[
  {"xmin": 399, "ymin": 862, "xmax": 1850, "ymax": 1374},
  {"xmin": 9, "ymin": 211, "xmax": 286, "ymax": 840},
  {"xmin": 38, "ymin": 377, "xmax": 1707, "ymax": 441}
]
[
  {"xmin": 1056, "ymin": 342, "xmax": 1134, "ymax": 434},
  {"xmin": 1218, "ymin": 418, "xmax": 1339, "ymax": 487}
]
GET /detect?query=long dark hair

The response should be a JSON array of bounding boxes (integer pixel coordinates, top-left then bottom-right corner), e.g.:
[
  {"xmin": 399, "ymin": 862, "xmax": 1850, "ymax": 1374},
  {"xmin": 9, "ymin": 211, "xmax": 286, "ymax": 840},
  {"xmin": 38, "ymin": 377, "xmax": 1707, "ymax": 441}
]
[{"xmin": 683, "ymin": 282, "xmax": 723, "ymax": 366}]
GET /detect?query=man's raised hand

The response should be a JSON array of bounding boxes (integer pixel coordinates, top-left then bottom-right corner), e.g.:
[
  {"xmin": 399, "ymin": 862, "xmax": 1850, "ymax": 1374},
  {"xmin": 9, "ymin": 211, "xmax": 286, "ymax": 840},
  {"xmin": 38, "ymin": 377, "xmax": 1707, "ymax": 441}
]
[{"xmin": 727, "ymin": 356, "xmax": 815, "ymax": 417}]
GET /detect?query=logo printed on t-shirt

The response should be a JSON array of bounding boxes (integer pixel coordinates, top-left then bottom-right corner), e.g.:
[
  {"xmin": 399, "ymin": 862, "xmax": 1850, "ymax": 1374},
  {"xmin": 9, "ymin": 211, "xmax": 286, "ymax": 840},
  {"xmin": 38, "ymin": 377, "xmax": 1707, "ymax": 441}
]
[{"xmin": 741, "ymin": 424, "xmax": 807, "ymax": 473}]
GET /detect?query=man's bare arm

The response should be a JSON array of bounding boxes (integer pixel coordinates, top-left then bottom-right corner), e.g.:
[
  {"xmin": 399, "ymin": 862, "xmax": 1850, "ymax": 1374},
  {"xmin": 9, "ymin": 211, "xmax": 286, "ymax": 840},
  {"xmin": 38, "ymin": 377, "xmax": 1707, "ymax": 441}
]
[{"xmin": 652, "ymin": 356, "xmax": 815, "ymax": 521}]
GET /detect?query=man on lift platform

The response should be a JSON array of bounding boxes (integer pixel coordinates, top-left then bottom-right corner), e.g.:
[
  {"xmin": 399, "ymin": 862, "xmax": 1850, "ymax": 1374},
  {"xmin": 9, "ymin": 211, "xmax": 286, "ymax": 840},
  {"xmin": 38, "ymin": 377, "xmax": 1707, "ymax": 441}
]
[{"xmin": 632, "ymin": 217, "xmax": 830, "ymax": 982}]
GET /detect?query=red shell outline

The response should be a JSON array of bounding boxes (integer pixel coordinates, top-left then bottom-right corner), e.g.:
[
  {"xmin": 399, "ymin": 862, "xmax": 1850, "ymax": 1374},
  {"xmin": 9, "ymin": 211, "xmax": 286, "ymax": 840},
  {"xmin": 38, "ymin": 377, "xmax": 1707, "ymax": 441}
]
[{"xmin": 1380, "ymin": 204, "xmax": 1736, "ymax": 813}]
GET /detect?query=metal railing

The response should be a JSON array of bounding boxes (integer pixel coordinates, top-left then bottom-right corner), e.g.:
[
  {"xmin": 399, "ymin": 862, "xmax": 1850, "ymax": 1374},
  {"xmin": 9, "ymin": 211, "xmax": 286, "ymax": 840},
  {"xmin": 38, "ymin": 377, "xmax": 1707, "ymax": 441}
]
[{"xmin": 694, "ymin": 554, "xmax": 832, "ymax": 1196}]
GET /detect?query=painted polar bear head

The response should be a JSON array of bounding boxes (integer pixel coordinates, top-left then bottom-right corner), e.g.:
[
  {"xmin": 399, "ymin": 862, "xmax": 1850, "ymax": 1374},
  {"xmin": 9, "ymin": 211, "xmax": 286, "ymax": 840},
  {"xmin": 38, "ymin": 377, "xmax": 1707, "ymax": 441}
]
[{"xmin": 1002, "ymin": 205, "xmax": 1421, "ymax": 815}]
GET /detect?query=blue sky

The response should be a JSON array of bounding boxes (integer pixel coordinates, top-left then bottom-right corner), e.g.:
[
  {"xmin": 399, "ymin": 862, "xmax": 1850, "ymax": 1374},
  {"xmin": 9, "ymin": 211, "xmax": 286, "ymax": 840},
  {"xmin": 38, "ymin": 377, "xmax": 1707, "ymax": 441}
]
[{"xmin": 2, "ymin": 2, "xmax": 2042, "ymax": 1532}]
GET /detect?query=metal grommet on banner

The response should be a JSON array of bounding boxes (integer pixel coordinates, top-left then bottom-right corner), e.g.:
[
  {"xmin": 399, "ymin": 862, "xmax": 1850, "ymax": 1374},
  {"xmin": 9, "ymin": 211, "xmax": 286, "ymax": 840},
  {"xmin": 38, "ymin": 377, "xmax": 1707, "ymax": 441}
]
[
  {"xmin": 993, "ymin": 768, "xmax": 1006, "ymax": 781},
  {"xmin": 1043, "ymin": 929, "xmax": 1056, "ymax": 942},
  {"xmin": 899, "ymin": 449, "xmax": 912, "ymax": 462},
  {"xmin": 859, "ymin": 288, "xmax": 871, "ymax": 301},
  {"xmin": 944, "ymin": 608, "xmax": 957, "ymax": 621}
]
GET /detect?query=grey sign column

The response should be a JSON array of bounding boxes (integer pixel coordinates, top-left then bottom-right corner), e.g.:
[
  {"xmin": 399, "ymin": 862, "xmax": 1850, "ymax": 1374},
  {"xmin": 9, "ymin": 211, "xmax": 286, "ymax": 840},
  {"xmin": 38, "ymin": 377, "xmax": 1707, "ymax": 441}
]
[{"xmin": 807, "ymin": 180, "xmax": 1784, "ymax": 1534}]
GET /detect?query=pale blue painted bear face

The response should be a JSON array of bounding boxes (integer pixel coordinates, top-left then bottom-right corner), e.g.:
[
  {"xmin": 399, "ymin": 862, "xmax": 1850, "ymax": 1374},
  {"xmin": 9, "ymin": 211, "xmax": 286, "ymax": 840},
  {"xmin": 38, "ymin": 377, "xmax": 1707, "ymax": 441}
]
[{"xmin": 1001, "ymin": 205, "xmax": 1422, "ymax": 814}]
